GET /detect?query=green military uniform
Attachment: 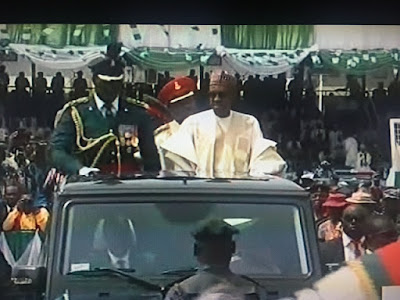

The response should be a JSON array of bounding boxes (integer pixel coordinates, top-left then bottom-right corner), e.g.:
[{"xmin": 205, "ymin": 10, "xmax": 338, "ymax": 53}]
[
  {"xmin": 164, "ymin": 219, "xmax": 266, "ymax": 300},
  {"xmin": 50, "ymin": 94, "xmax": 160, "ymax": 175}
]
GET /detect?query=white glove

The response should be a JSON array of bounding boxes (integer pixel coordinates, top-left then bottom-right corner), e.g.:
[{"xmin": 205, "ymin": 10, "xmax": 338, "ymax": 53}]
[{"xmin": 79, "ymin": 167, "xmax": 100, "ymax": 176}]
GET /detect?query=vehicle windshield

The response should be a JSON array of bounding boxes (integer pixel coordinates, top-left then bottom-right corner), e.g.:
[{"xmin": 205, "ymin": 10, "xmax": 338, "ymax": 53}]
[{"xmin": 62, "ymin": 198, "xmax": 309, "ymax": 278}]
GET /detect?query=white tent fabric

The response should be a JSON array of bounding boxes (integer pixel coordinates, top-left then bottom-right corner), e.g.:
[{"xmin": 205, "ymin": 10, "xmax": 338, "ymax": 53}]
[
  {"xmin": 119, "ymin": 25, "xmax": 221, "ymax": 50},
  {"xmin": 217, "ymin": 45, "xmax": 318, "ymax": 76},
  {"xmin": 8, "ymin": 43, "xmax": 110, "ymax": 70},
  {"xmin": 315, "ymin": 25, "xmax": 400, "ymax": 50}
]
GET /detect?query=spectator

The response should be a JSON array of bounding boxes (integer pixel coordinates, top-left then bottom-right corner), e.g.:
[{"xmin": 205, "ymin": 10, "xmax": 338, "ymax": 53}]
[
  {"xmin": 2, "ymin": 192, "xmax": 49, "ymax": 232},
  {"xmin": 288, "ymin": 73, "xmax": 303, "ymax": 108},
  {"xmin": 364, "ymin": 214, "xmax": 398, "ymax": 253},
  {"xmin": 318, "ymin": 193, "xmax": 348, "ymax": 241},
  {"xmin": 370, "ymin": 175, "xmax": 383, "ymax": 203},
  {"xmin": 50, "ymin": 72, "xmax": 65, "ymax": 128},
  {"xmin": 311, "ymin": 183, "xmax": 330, "ymax": 220},
  {"xmin": 0, "ymin": 65, "xmax": 9, "ymax": 95},
  {"xmin": 0, "ymin": 65, "xmax": 9, "ymax": 121},
  {"xmin": 345, "ymin": 74, "xmax": 362, "ymax": 99},
  {"xmin": 72, "ymin": 70, "xmax": 88, "ymax": 99},
  {"xmin": 164, "ymin": 71, "xmax": 174, "ymax": 84},
  {"xmin": 343, "ymin": 132, "xmax": 358, "ymax": 169},
  {"xmin": 33, "ymin": 72, "xmax": 48, "ymax": 96},
  {"xmin": 15, "ymin": 72, "xmax": 30, "ymax": 92},
  {"xmin": 388, "ymin": 72, "xmax": 400, "ymax": 98},
  {"xmin": 188, "ymin": 69, "xmax": 198, "ymax": 85},
  {"xmin": 355, "ymin": 143, "xmax": 372, "ymax": 172},
  {"xmin": 2, "ymin": 180, "xmax": 23, "ymax": 214},
  {"xmin": 328, "ymin": 124, "xmax": 343, "ymax": 153},
  {"xmin": 345, "ymin": 190, "xmax": 377, "ymax": 213},
  {"xmin": 234, "ymin": 73, "xmax": 242, "ymax": 99},
  {"xmin": 380, "ymin": 188, "xmax": 400, "ymax": 223},
  {"xmin": 319, "ymin": 205, "xmax": 369, "ymax": 274},
  {"xmin": 155, "ymin": 73, "xmax": 165, "ymax": 97},
  {"xmin": 33, "ymin": 72, "xmax": 48, "ymax": 127},
  {"xmin": 372, "ymin": 82, "xmax": 387, "ymax": 100},
  {"xmin": 50, "ymin": 72, "xmax": 65, "ymax": 95}
]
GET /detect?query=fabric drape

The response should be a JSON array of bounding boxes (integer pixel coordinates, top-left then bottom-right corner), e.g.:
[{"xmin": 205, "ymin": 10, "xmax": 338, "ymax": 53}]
[
  {"xmin": 221, "ymin": 25, "xmax": 314, "ymax": 50},
  {"xmin": 5, "ymin": 24, "xmax": 118, "ymax": 48}
]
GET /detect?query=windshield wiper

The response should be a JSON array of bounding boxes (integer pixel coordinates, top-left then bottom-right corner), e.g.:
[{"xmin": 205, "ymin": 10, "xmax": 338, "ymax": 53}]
[
  {"xmin": 68, "ymin": 268, "xmax": 162, "ymax": 292},
  {"xmin": 162, "ymin": 267, "xmax": 199, "ymax": 275}
]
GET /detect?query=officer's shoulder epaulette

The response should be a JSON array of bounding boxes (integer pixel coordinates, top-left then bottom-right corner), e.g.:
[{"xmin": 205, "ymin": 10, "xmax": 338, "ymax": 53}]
[
  {"xmin": 54, "ymin": 96, "xmax": 90, "ymax": 128},
  {"xmin": 154, "ymin": 123, "xmax": 170, "ymax": 136},
  {"xmin": 125, "ymin": 97, "xmax": 150, "ymax": 110}
]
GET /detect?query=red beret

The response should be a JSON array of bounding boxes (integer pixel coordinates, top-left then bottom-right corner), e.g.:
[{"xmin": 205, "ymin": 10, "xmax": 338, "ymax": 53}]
[
  {"xmin": 158, "ymin": 77, "xmax": 197, "ymax": 105},
  {"xmin": 322, "ymin": 193, "xmax": 348, "ymax": 208}
]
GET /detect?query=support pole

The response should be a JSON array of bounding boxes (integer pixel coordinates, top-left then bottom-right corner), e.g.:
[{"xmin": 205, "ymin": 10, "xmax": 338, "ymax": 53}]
[
  {"xmin": 31, "ymin": 62, "xmax": 36, "ymax": 95},
  {"xmin": 318, "ymin": 74, "xmax": 323, "ymax": 112}
]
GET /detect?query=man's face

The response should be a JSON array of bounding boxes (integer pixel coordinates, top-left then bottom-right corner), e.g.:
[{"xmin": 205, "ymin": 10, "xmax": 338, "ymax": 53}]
[
  {"xmin": 209, "ymin": 85, "xmax": 234, "ymax": 118},
  {"xmin": 342, "ymin": 206, "xmax": 368, "ymax": 239},
  {"xmin": 4, "ymin": 185, "xmax": 20, "ymax": 207},
  {"xmin": 94, "ymin": 77, "xmax": 123, "ymax": 104}
]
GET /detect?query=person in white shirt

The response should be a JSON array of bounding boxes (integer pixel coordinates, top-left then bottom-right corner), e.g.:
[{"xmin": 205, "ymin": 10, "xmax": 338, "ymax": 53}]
[
  {"xmin": 356, "ymin": 143, "xmax": 373, "ymax": 172},
  {"xmin": 160, "ymin": 70, "xmax": 286, "ymax": 178},
  {"xmin": 328, "ymin": 124, "xmax": 343, "ymax": 152},
  {"xmin": 344, "ymin": 133, "xmax": 358, "ymax": 169}
]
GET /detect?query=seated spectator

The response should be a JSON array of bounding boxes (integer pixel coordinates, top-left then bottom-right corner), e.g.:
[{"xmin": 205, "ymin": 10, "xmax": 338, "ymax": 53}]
[
  {"xmin": 365, "ymin": 215, "xmax": 398, "ymax": 253},
  {"xmin": 318, "ymin": 193, "xmax": 348, "ymax": 242},
  {"xmin": 2, "ymin": 193, "xmax": 49, "ymax": 232}
]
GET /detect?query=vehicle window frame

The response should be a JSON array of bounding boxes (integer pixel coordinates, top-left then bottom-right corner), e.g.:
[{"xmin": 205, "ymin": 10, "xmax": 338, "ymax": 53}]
[{"xmin": 57, "ymin": 195, "xmax": 315, "ymax": 280}]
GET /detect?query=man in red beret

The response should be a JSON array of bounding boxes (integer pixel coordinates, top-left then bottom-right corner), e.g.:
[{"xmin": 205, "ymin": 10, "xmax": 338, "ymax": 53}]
[
  {"xmin": 317, "ymin": 192, "xmax": 348, "ymax": 241},
  {"xmin": 147, "ymin": 76, "xmax": 198, "ymax": 170},
  {"xmin": 160, "ymin": 70, "xmax": 286, "ymax": 178}
]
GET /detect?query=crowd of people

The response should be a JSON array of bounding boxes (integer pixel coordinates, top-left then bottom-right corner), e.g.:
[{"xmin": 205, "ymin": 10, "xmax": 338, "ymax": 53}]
[{"xmin": 0, "ymin": 41, "xmax": 399, "ymax": 299}]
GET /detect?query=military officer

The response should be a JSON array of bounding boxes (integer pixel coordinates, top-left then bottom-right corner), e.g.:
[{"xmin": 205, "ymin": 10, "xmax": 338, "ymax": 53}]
[
  {"xmin": 146, "ymin": 77, "xmax": 198, "ymax": 171},
  {"xmin": 50, "ymin": 43, "xmax": 160, "ymax": 176},
  {"xmin": 164, "ymin": 219, "xmax": 266, "ymax": 300}
]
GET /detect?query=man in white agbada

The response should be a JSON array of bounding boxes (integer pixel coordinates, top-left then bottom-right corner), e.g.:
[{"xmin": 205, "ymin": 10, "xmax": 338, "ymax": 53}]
[{"xmin": 160, "ymin": 70, "xmax": 286, "ymax": 178}]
